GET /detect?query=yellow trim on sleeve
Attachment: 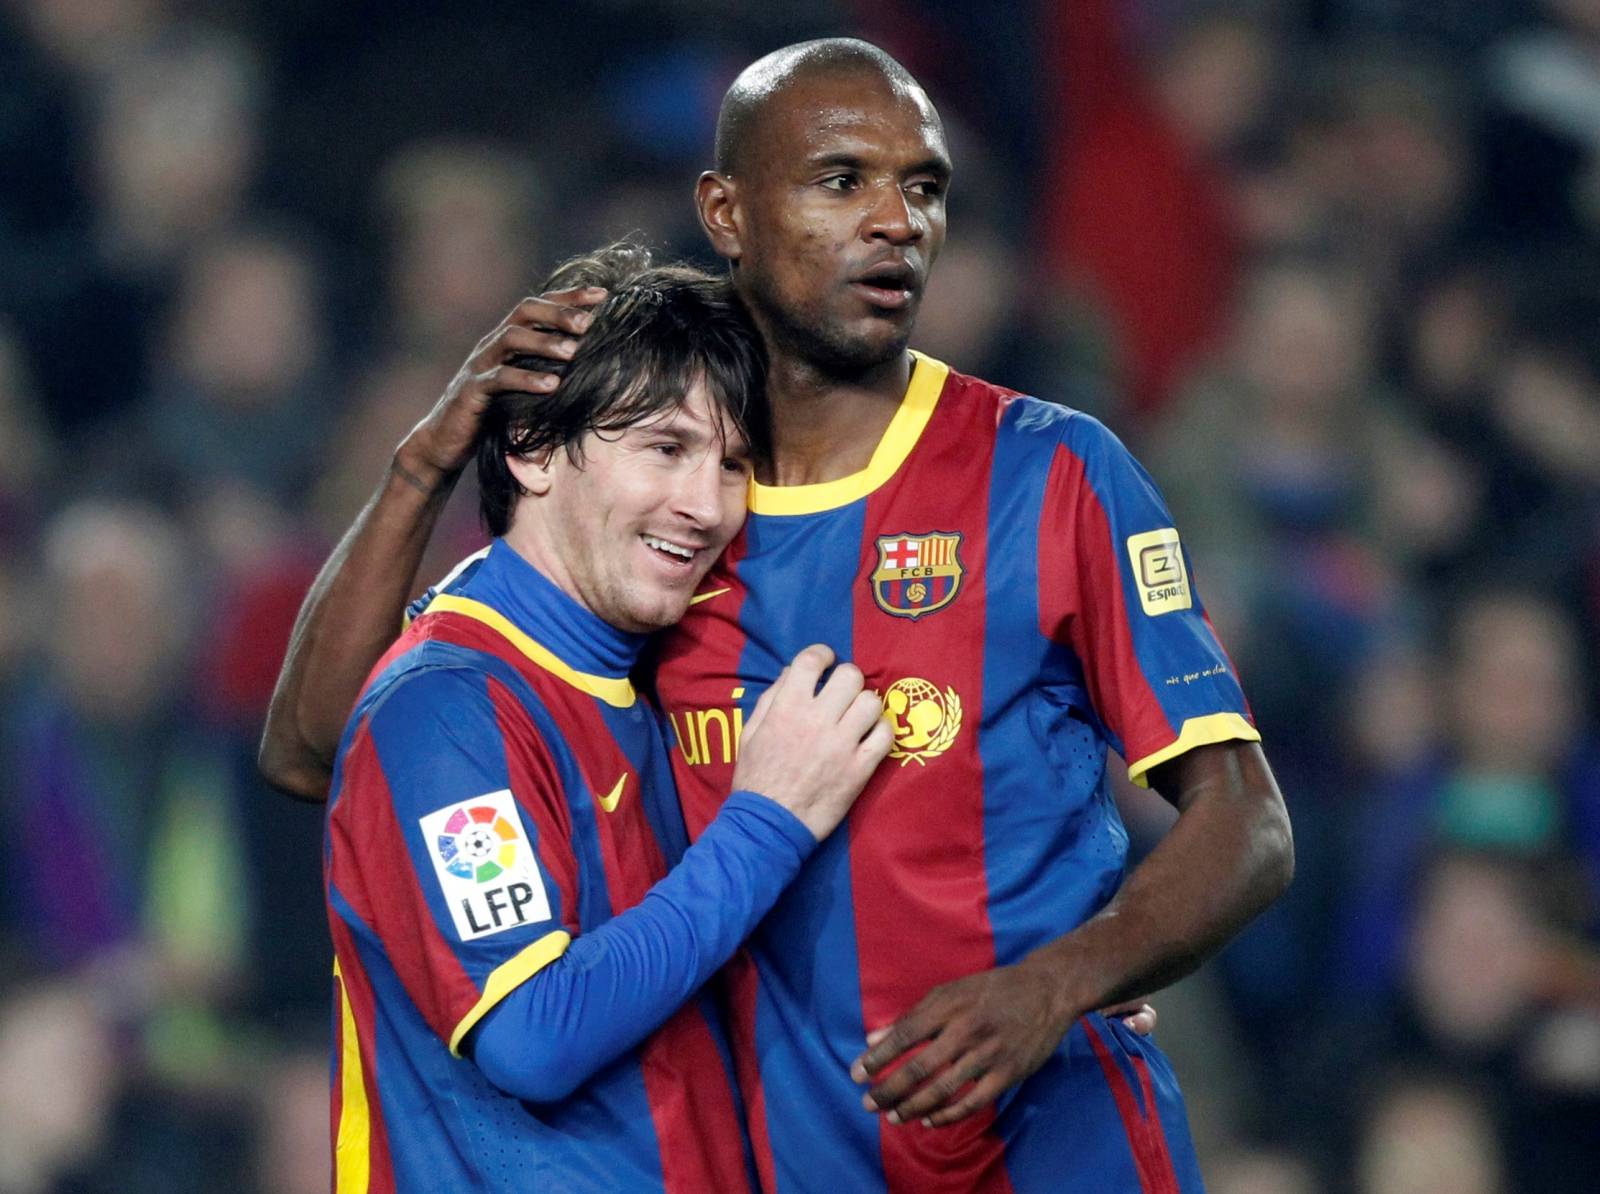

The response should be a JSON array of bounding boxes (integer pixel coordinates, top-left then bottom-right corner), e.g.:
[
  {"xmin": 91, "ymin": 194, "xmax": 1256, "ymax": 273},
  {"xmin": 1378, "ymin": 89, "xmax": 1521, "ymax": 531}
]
[
  {"xmin": 1127, "ymin": 712, "xmax": 1261, "ymax": 788},
  {"xmin": 334, "ymin": 960, "xmax": 370, "ymax": 1194},
  {"xmin": 448, "ymin": 929, "xmax": 574, "ymax": 1057},
  {"xmin": 748, "ymin": 351, "xmax": 949, "ymax": 515},
  {"xmin": 424, "ymin": 594, "xmax": 636, "ymax": 708}
]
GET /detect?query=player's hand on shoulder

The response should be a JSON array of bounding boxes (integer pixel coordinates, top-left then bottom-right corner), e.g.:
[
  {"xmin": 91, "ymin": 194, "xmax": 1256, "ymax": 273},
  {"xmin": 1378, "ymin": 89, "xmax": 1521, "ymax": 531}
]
[
  {"xmin": 732, "ymin": 644, "xmax": 892, "ymax": 842},
  {"xmin": 395, "ymin": 286, "xmax": 608, "ymax": 487}
]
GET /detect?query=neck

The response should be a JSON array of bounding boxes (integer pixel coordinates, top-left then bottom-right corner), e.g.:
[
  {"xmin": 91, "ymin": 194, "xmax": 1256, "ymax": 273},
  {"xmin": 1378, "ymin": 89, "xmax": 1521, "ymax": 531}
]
[
  {"xmin": 481, "ymin": 534, "xmax": 646, "ymax": 675},
  {"xmin": 761, "ymin": 350, "xmax": 912, "ymax": 486}
]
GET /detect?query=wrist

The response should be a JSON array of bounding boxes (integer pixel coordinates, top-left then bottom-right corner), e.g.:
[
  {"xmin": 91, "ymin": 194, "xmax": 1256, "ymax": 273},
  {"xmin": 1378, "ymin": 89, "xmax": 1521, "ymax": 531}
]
[
  {"xmin": 390, "ymin": 444, "xmax": 459, "ymax": 499},
  {"xmin": 1016, "ymin": 939, "xmax": 1098, "ymax": 1034}
]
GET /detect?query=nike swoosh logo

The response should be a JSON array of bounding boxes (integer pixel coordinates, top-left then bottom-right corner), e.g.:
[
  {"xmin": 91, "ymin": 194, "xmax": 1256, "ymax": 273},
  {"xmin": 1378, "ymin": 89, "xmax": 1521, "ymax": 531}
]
[
  {"xmin": 598, "ymin": 774, "xmax": 627, "ymax": 813},
  {"xmin": 689, "ymin": 587, "xmax": 730, "ymax": 606}
]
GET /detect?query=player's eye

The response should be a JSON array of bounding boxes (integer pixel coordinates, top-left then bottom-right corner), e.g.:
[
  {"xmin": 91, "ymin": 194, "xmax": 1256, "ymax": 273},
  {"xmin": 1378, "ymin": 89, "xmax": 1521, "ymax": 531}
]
[
  {"xmin": 906, "ymin": 177, "xmax": 945, "ymax": 198},
  {"xmin": 721, "ymin": 455, "xmax": 751, "ymax": 476},
  {"xmin": 652, "ymin": 442, "xmax": 682, "ymax": 458},
  {"xmin": 820, "ymin": 173, "xmax": 858, "ymax": 192}
]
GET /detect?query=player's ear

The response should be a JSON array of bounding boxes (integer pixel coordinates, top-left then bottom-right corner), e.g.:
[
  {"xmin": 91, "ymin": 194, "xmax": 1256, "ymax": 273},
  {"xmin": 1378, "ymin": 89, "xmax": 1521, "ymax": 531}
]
[
  {"xmin": 696, "ymin": 171, "xmax": 742, "ymax": 262},
  {"xmin": 506, "ymin": 450, "xmax": 554, "ymax": 498}
]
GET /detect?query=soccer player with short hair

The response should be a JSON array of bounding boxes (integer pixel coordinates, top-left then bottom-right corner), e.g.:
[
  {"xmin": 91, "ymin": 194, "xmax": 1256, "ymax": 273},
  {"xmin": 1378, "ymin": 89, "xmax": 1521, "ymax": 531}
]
[
  {"xmin": 323, "ymin": 245, "xmax": 890, "ymax": 1191},
  {"xmin": 269, "ymin": 39, "xmax": 1293, "ymax": 1194}
]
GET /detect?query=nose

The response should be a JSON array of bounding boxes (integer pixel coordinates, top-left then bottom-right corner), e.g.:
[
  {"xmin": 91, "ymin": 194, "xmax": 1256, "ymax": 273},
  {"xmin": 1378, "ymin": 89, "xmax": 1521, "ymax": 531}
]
[
  {"xmin": 862, "ymin": 183, "xmax": 922, "ymax": 245},
  {"xmin": 671, "ymin": 453, "xmax": 726, "ymax": 528}
]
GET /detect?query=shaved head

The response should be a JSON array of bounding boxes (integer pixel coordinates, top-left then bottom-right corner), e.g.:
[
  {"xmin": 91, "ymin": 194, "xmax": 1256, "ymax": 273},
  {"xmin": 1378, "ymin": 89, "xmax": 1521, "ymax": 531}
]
[
  {"xmin": 714, "ymin": 38, "xmax": 931, "ymax": 177},
  {"xmin": 695, "ymin": 37, "xmax": 950, "ymax": 377}
]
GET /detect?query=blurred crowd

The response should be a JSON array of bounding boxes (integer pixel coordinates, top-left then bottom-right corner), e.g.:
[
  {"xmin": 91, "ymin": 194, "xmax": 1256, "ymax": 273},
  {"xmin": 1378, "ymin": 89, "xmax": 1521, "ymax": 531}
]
[{"xmin": 2, "ymin": 1, "xmax": 1599, "ymax": 1191}]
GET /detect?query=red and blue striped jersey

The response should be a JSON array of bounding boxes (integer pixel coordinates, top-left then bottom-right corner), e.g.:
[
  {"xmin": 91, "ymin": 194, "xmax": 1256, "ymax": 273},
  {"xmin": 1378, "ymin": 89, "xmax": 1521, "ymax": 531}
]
[
  {"xmin": 654, "ymin": 353, "xmax": 1258, "ymax": 1193},
  {"xmin": 325, "ymin": 540, "xmax": 751, "ymax": 1193}
]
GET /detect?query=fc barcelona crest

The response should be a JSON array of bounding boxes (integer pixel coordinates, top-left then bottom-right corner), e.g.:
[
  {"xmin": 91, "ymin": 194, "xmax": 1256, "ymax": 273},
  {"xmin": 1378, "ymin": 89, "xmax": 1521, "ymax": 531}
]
[{"xmin": 870, "ymin": 531, "xmax": 964, "ymax": 620}]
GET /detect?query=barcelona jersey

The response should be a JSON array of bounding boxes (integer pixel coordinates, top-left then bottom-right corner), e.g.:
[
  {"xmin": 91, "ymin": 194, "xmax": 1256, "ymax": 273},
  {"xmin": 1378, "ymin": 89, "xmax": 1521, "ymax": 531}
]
[
  {"xmin": 654, "ymin": 352, "xmax": 1258, "ymax": 1193},
  {"xmin": 325, "ymin": 540, "xmax": 751, "ymax": 1192}
]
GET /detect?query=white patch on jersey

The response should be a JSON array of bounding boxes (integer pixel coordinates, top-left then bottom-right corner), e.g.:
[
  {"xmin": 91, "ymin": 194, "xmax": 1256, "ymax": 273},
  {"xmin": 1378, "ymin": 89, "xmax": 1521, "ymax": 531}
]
[
  {"xmin": 1126, "ymin": 528, "xmax": 1192, "ymax": 616},
  {"xmin": 419, "ymin": 789, "xmax": 551, "ymax": 941}
]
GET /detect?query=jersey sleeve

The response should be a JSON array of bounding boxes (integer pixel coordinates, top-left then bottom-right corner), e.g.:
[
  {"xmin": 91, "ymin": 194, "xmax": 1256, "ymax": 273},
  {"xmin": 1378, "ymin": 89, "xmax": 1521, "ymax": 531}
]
[
  {"xmin": 326, "ymin": 665, "xmax": 577, "ymax": 1054},
  {"xmin": 1038, "ymin": 411, "xmax": 1259, "ymax": 785},
  {"xmin": 468, "ymin": 789, "xmax": 817, "ymax": 1103}
]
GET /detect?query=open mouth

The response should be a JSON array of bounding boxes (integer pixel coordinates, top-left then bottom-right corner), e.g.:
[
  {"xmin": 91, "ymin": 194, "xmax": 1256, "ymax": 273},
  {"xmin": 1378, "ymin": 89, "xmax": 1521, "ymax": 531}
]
[{"xmin": 642, "ymin": 533, "xmax": 699, "ymax": 569}]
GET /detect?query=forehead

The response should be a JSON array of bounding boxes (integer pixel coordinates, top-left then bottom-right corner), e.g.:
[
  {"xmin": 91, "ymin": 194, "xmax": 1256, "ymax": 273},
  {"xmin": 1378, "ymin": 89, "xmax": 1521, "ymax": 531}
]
[{"xmin": 755, "ymin": 70, "xmax": 946, "ymax": 172}]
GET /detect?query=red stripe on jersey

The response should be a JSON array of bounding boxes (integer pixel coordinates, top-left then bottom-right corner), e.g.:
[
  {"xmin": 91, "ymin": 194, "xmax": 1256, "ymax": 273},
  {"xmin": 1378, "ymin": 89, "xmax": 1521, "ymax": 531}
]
[
  {"xmin": 849, "ymin": 372, "xmax": 1013, "ymax": 1192},
  {"xmin": 726, "ymin": 951, "xmax": 777, "ymax": 1193},
  {"xmin": 654, "ymin": 529, "xmax": 753, "ymax": 840},
  {"xmin": 327, "ymin": 725, "xmax": 478, "ymax": 1041},
  {"xmin": 1037, "ymin": 444, "xmax": 1174, "ymax": 765},
  {"xmin": 1084, "ymin": 1019, "xmax": 1181, "ymax": 1194},
  {"xmin": 487, "ymin": 677, "xmax": 581, "ymax": 935},
  {"xmin": 328, "ymin": 917, "xmax": 397, "ymax": 1194},
  {"xmin": 513, "ymin": 673, "xmax": 746, "ymax": 1193},
  {"xmin": 652, "ymin": 532, "xmax": 772, "ymax": 1184},
  {"xmin": 637, "ymin": 1005, "xmax": 749, "ymax": 1193}
]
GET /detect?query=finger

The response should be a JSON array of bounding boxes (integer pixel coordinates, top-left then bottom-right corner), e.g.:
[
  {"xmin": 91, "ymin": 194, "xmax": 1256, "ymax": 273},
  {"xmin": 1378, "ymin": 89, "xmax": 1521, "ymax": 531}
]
[
  {"xmin": 857, "ymin": 716, "xmax": 894, "ymax": 763},
  {"xmin": 1099, "ymin": 999, "xmax": 1157, "ymax": 1035},
  {"xmin": 883, "ymin": 1050, "xmax": 992, "ymax": 1124},
  {"xmin": 511, "ymin": 295, "xmax": 599, "ymax": 334},
  {"xmin": 840, "ymin": 688, "xmax": 885, "ymax": 740},
  {"xmin": 740, "ymin": 679, "xmax": 780, "ymax": 742},
  {"xmin": 498, "ymin": 323, "xmax": 583, "ymax": 361},
  {"xmin": 922, "ymin": 1071, "xmax": 1010, "ymax": 1127},
  {"xmin": 851, "ymin": 1002, "xmax": 941, "ymax": 1082},
  {"xmin": 814, "ymin": 661, "xmax": 866, "ymax": 717},
  {"xmin": 861, "ymin": 1030, "xmax": 969, "ymax": 1117},
  {"xmin": 484, "ymin": 365, "xmax": 559, "ymax": 395},
  {"xmin": 1123, "ymin": 1003, "xmax": 1157, "ymax": 1035},
  {"xmin": 539, "ymin": 285, "xmax": 608, "ymax": 309},
  {"xmin": 782, "ymin": 644, "xmax": 835, "ymax": 699}
]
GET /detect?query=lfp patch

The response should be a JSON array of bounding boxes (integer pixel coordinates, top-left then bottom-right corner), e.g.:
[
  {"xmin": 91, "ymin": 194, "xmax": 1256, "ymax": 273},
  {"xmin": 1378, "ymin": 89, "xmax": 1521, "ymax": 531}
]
[
  {"xmin": 420, "ymin": 789, "xmax": 550, "ymax": 941},
  {"xmin": 870, "ymin": 531, "xmax": 964, "ymax": 620}
]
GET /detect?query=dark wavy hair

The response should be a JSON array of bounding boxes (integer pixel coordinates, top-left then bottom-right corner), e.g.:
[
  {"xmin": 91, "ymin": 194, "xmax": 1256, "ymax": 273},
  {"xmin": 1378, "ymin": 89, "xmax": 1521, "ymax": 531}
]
[{"xmin": 477, "ymin": 242, "xmax": 768, "ymax": 537}]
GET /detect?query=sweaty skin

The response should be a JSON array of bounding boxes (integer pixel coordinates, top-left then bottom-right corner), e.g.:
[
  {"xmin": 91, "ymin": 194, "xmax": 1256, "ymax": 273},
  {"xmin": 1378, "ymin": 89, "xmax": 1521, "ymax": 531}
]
[{"xmin": 260, "ymin": 45, "xmax": 1288, "ymax": 1130}]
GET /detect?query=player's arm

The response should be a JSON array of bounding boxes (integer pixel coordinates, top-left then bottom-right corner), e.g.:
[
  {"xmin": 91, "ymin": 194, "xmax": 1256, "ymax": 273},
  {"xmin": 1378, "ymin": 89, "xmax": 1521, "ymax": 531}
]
[
  {"xmin": 853, "ymin": 741, "xmax": 1288, "ymax": 1125},
  {"xmin": 470, "ymin": 646, "xmax": 893, "ymax": 1102},
  {"xmin": 258, "ymin": 290, "xmax": 602, "ymax": 801},
  {"xmin": 852, "ymin": 412, "xmax": 1292, "ymax": 1126}
]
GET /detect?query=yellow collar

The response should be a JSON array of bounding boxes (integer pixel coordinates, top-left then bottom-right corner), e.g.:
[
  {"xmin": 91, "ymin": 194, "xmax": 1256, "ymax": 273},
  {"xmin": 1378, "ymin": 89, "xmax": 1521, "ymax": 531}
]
[
  {"xmin": 748, "ymin": 351, "xmax": 949, "ymax": 516},
  {"xmin": 423, "ymin": 593, "xmax": 636, "ymax": 708}
]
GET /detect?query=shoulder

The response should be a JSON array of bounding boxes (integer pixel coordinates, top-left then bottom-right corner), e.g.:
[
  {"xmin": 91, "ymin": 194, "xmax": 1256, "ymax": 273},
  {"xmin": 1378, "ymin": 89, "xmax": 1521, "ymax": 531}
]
[
  {"xmin": 334, "ymin": 654, "xmax": 566, "ymax": 810},
  {"xmin": 354, "ymin": 655, "xmax": 505, "ymax": 745},
  {"xmin": 938, "ymin": 362, "xmax": 1124, "ymax": 456},
  {"xmin": 355, "ymin": 629, "xmax": 556, "ymax": 745}
]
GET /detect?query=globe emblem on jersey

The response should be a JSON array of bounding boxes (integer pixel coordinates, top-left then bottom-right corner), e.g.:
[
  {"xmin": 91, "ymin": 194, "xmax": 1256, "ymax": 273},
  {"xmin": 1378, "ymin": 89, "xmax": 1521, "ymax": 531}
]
[
  {"xmin": 434, "ymin": 804, "xmax": 519, "ymax": 883},
  {"xmin": 881, "ymin": 677, "xmax": 963, "ymax": 766},
  {"xmin": 905, "ymin": 581, "xmax": 928, "ymax": 603}
]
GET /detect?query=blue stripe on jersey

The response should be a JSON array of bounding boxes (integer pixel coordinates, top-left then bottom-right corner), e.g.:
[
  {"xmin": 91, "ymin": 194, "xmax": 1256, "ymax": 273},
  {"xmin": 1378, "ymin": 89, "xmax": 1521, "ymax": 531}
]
[
  {"xmin": 607, "ymin": 701, "xmax": 691, "ymax": 866},
  {"xmin": 734, "ymin": 505, "xmax": 885, "ymax": 1194},
  {"xmin": 334, "ymin": 885, "xmax": 674, "ymax": 1192},
  {"xmin": 1059, "ymin": 410, "xmax": 1245, "ymax": 734},
  {"xmin": 982, "ymin": 401, "xmax": 1129, "ymax": 974}
]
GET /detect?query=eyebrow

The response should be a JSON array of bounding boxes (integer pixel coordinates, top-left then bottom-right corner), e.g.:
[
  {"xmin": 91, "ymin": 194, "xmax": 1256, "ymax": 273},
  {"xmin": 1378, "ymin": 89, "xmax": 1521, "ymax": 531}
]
[{"xmin": 805, "ymin": 150, "xmax": 952, "ymax": 181}]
